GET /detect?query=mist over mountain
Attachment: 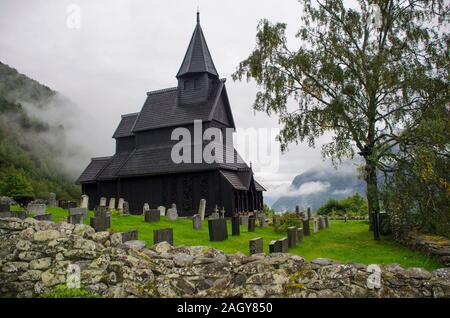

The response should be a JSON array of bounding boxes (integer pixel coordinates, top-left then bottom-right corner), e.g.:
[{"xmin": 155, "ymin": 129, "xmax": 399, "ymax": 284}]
[
  {"xmin": 0, "ymin": 61, "xmax": 85, "ymax": 199},
  {"xmin": 271, "ymin": 165, "xmax": 366, "ymax": 212}
]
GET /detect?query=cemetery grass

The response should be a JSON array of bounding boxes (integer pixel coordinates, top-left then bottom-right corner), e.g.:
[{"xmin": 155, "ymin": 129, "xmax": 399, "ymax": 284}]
[{"xmin": 42, "ymin": 207, "xmax": 441, "ymax": 271}]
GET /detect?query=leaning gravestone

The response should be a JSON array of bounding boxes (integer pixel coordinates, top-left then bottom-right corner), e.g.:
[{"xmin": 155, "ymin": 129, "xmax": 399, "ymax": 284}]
[
  {"xmin": 198, "ymin": 199, "xmax": 206, "ymax": 221},
  {"xmin": 117, "ymin": 198, "xmax": 124, "ymax": 211},
  {"xmin": 144, "ymin": 209, "xmax": 160, "ymax": 222},
  {"xmin": 48, "ymin": 193, "xmax": 57, "ymax": 207},
  {"xmin": 303, "ymin": 219, "xmax": 311, "ymax": 236},
  {"xmin": 240, "ymin": 215, "xmax": 249, "ymax": 226},
  {"xmin": 248, "ymin": 217, "xmax": 256, "ymax": 232},
  {"xmin": 192, "ymin": 214, "xmax": 202, "ymax": 230},
  {"xmin": 231, "ymin": 216, "xmax": 240, "ymax": 236},
  {"xmin": 249, "ymin": 237, "xmax": 263, "ymax": 255},
  {"xmin": 297, "ymin": 228, "xmax": 304, "ymax": 243},
  {"xmin": 166, "ymin": 208, "xmax": 178, "ymax": 221},
  {"xmin": 208, "ymin": 218, "xmax": 228, "ymax": 242},
  {"xmin": 90, "ymin": 206, "xmax": 111, "ymax": 232},
  {"xmin": 153, "ymin": 228, "xmax": 173, "ymax": 245},
  {"xmin": 67, "ymin": 207, "xmax": 87, "ymax": 224},
  {"xmin": 108, "ymin": 198, "xmax": 116, "ymax": 211},
  {"xmin": 27, "ymin": 203, "xmax": 46, "ymax": 216},
  {"xmin": 80, "ymin": 195, "xmax": 89, "ymax": 209},
  {"xmin": 34, "ymin": 214, "xmax": 52, "ymax": 221},
  {"xmin": 157, "ymin": 206, "xmax": 166, "ymax": 216},
  {"xmin": 287, "ymin": 226, "xmax": 297, "ymax": 248},
  {"xmin": 99, "ymin": 197, "xmax": 107, "ymax": 207}
]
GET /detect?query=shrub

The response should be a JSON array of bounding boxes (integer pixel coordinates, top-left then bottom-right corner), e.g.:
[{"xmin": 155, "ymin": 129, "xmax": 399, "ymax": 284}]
[
  {"xmin": 39, "ymin": 284, "xmax": 100, "ymax": 298},
  {"xmin": 274, "ymin": 212, "xmax": 303, "ymax": 233}
]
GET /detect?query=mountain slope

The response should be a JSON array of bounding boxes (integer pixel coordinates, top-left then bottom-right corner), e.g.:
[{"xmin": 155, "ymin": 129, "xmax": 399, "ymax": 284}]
[
  {"xmin": 271, "ymin": 167, "xmax": 366, "ymax": 212},
  {"xmin": 0, "ymin": 61, "xmax": 80, "ymax": 200}
]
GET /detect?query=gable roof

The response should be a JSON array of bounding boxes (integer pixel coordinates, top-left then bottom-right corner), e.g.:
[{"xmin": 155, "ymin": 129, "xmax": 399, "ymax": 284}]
[
  {"xmin": 132, "ymin": 79, "xmax": 234, "ymax": 132},
  {"xmin": 176, "ymin": 14, "xmax": 218, "ymax": 78},
  {"xmin": 76, "ymin": 157, "xmax": 112, "ymax": 184},
  {"xmin": 220, "ymin": 170, "xmax": 266, "ymax": 192},
  {"xmin": 112, "ymin": 113, "xmax": 139, "ymax": 138}
]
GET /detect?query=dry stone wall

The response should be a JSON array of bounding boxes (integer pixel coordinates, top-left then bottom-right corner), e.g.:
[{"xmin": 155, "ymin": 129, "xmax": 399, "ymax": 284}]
[{"xmin": 0, "ymin": 217, "xmax": 449, "ymax": 298}]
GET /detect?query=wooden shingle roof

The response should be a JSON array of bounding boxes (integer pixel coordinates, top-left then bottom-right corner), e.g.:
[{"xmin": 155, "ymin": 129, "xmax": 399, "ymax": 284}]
[
  {"xmin": 76, "ymin": 157, "xmax": 112, "ymax": 184},
  {"xmin": 112, "ymin": 113, "xmax": 139, "ymax": 138}
]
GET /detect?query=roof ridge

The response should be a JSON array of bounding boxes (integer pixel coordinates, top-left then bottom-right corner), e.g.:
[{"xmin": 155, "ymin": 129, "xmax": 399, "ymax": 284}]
[
  {"xmin": 91, "ymin": 156, "xmax": 113, "ymax": 161},
  {"xmin": 121, "ymin": 112, "xmax": 140, "ymax": 118},
  {"xmin": 146, "ymin": 87, "xmax": 177, "ymax": 96}
]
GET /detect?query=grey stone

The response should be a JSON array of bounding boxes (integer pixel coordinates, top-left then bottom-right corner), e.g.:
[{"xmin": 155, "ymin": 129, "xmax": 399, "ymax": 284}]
[
  {"xmin": 208, "ymin": 218, "xmax": 228, "ymax": 242},
  {"xmin": 313, "ymin": 219, "xmax": 319, "ymax": 233},
  {"xmin": 157, "ymin": 206, "xmax": 166, "ymax": 216},
  {"xmin": 108, "ymin": 198, "xmax": 116, "ymax": 211},
  {"xmin": 192, "ymin": 214, "xmax": 202, "ymax": 230},
  {"xmin": 80, "ymin": 195, "xmax": 89, "ymax": 209},
  {"xmin": 240, "ymin": 215, "xmax": 249, "ymax": 226},
  {"xmin": 90, "ymin": 206, "xmax": 111, "ymax": 232},
  {"xmin": 249, "ymin": 237, "xmax": 263, "ymax": 255},
  {"xmin": 248, "ymin": 217, "xmax": 256, "ymax": 232},
  {"xmin": 121, "ymin": 230, "xmax": 138, "ymax": 242},
  {"xmin": 279, "ymin": 237, "xmax": 288, "ymax": 253},
  {"xmin": 27, "ymin": 204, "xmax": 46, "ymax": 216},
  {"xmin": 123, "ymin": 240, "xmax": 146, "ymax": 250},
  {"xmin": 297, "ymin": 228, "xmax": 304, "ymax": 243},
  {"xmin": 117, "ymin": 198, "xmax": 124, "ymax": 211},
  {"xmin": 166, "ymin": 208, "xmax": 178, "ymax": 221},
  {"xmin": 198, "ymin": 199, "xmax": 206, "ymax": 221},
  {"xmin": 144, "ymin": 209, "xmax": 160, "ymax": 222},
  {"xmin": 34, "ymin": 214, "xmax": 52, "ymax": 221},
  {"xmin": 153, "ymin": 228, "xmax": 173, "ymax": 245},
  {"xmin": 122, "ymin": 202, "xmax": 130, "ymax": 215},
  {"xmin": 99, "ymin": 197, "xmax": 107, "ymax": 207},
  {"xmin": 303, "ymin": 219, "xmax": 311, "ymax": 236},
  {"xmin": 287, "ymin": 226, "xmax": 297, "ymax": 248}
]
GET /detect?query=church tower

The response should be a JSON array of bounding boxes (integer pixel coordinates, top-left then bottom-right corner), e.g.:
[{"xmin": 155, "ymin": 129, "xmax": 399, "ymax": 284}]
[{"xmin": 176, "ymin": 12, "xmax": 220, "ymax": 105}]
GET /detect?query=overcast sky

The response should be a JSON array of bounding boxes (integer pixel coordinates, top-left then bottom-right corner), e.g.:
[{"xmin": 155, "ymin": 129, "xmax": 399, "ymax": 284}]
[{"xmin": 0, "ymin": 0, "xmax": 348, "ymax": 200}]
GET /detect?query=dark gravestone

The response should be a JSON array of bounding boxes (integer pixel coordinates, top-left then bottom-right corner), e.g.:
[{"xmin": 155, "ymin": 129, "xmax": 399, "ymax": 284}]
[
  {"xmin": 307, "ymin": 208, "xmax": 312, "ymax": 220},
  {"xmin": 153, "ymin": 228, "xmax": 173, "ymax": 245},
  {"xmin": 192, "ymin": 214, "xmax": 202, "ymax": 230},
  {"xmin": 208, "ymin": 218, "xmax": 228, "ymax": 242},
  {"xmin": 144, "ymin": 209, "xmax": 160, "ymax": 222},
  {"xmin": 287, "ymin": 226, "xmax": 297, "ymax": 248},
  {"xmin": 279, "ymin": 237, "xmax": 288, "ymax": 253},
  {"xmin": 231, "ymin": 216, "xmax": 240, "ymax": 236},
  {"xmin": 34, "ymin": 214, "xmax": 52, "ymax": 221},
  {"xmin": 269, "ymin": 240, "xmax": 278, "ymax": 253},
  {"xmin": 249, "ymin": 237, "xmax": 263, "ymax": 255},
  {"xmin": 248, "ymin": 217, "xmax": 256, "ymax": 232},
  {"xmin": 0, "ymin": 203, "xmax": 10, "ymax": 213},
  {"xmin": 297, "ymin": 228, "xmax": 304, "ymax": 243},
  {"xmin": 12, "ymin": 211, "xmax": 27, "ymax": 220},
  {"xmin": 303, "ymin": 220, "xmax": 311, "ymax": 236},
  {"xmin": 122, "ymin": 230, "xmax": 138, "ymax": 242},
  {"xmin": 324, "ymin": 216, "xmax": 329, "ymax": 228},
  {"xmin": 0, "ymin": 211, "xmax": 11, "ymax": 218},
  {"xmin": 90, "ymin": 207, "xmax": 111, "ymax": 232}
]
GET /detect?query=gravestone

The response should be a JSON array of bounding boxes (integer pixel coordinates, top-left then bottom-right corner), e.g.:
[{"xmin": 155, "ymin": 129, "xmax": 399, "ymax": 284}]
[
  {"xmin": 80, "ymin": 195, "xmax": 89, "ymax": 209},
  {"xmin": 248, "ymin": 217, "xmax": 256, "ymax": 232},
  {"xmin": 220, "ymin": 207, "xmax": 226, "ymax": 219},
  {"xmin": 231, "ymin": 216, "xmax": 240, "ymax": 236},
  {"xmin": 210, "ymin": 205, "xmax": 220, "ymax": 219},
  {"xmin": 0, "ymin": 211, "xmax": 11, "ymax": 218},
  {"xmin": 117, "ymin": 198, "xmax": 124, "ymax": 211},
  {"xmin": 295, "ymin": 205, "xmax": 300, "ymax": 214},
  {"xmin": 34, "ymin": 214, "xmax": 52, "ymax": 221},
  {"xmin": 325, "ymin": 216, "xmax": 329, "ymax": 228},
  {"xmin": 48, "ymin": 193, "xmax": 57, "ymax": 207},
  {"xmin": 279, "ymin": 237, "xmax": 288, "ymax": 253},
  {"xmin": 320, "ymin": 216, "xmax": 326, "ymax": 229},
  {"xmin": 240, "ymin": 215, "xmax": 249, "ymax": 226},
  {"xmin": 143, "ymin": 203, "xmax": 150, "ymax": 214},
  {"xmin": 67, "ymin": 207, "xmax": 87, "ymax": 224},
  {"xmin": 108, "ymin": 198, "xmax": 116, "ymax": 211},
  {"xmin": 153, "ymin": 228, "xmax": 173, "ymax": 245},
  {"xmin": 90, "ymin": 206, "xmax": 111, "ymax": 232},
  {"xmin": 99, "ymin": 197, "xmax": 107, "ymax": 207},
  {"xmin": 122, "ymin": 202, "xmax": 130, "ymax": 216},
  {"xmin": 303, "ymin": 219, "xmax": 311, "ymax": 236},
  {"xmin": 171, "ymin": 203, "xmax": 177, "ymax": 210},
  {"xmin": 313, "ymin": 219, "xmax": 319, "ymax": 233},
  {"xmin": 122, "ymin": 230, "xmax": 138, "ymax": 242},
  {"xmin": 198, "ymin": 199, "xmax": 206, "ymax": 221},
  {"xmin": 144, "ymin": 209, "xmax": 160, "ymax": 222},
  {"xmin": 166, "ymin": 208, "xmax": 178, "ymax": 221},
  {"xmin": 272, "ymin": 215, "xmax": 281, "ymax": 227},
  {"xmin": 258, "ymin": 215, "xmax": 265, "ymax": 227},
  {"xmin": 208, "ymin": 218, "xmax": 228, "ymax": 242},
  {"xmin": 297, "ymin": 228, "xmax": 304, "ymax": 243},
  {"xmin": 192, "ymin": 214, "xmax": 202, "ymax": 230},
  {"xmin": 27, "ymin": 203, "xmax": 46, "ymax": 216},
  {"xmin": 307, "ymin": 207, "xmax": 312, "ymax": 220},
  {"xmin": 249, "ymin": 237, "xmax": 263, "ymax": 255},
  {"xmin": 269, "ymin": 240, "xmax": 278, "ymax": 253},
  {"xmin": 157, "ymin": 206, "xmax": 166, "ymax": 216},
  {"xmin": 287, "ymin": 226, "xmax": 297, "ymax": 248}
]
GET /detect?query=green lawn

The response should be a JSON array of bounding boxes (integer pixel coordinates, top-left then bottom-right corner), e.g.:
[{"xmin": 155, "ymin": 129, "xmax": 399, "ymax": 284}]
[{"xmin": 21, "ymin": 206, "xmax": 442, "ymax": 271}]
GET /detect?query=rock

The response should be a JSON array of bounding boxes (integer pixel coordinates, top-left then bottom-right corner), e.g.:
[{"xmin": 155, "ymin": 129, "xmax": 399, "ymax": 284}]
[
  {"xmin": 91, "ymin": 231, "xmax": 110, "ymax": 244},
  {"xmin": 29, "ymin": 258, "xmax": 52, "ymax": 270},
  {"xmin": 19, "ymin": 270, "xmax": 42, "ymax": 281},
  {"xmin": 2, "ymin": 262, "xmax": 29, "ymax": 273},
  {"xmin": 173, "ymin": 253, "xmax": 194, "ymax": 267},
  {"xmin": 406, "ymin": 267, "xmax": 432, "ymax": 279},
  {"xmin": 33, "ymin": 230, "xmax": 60, "ymax": 242},
  {"xmin": 123, "ymin": 240, "xmax": 146, "ymax": 250},
  {"xmin": 153, "ymin": 241, "xmax": 172, "ymax": 254},
  {"xmin": 311, "ymin": 258, "xmax": 338, "ymax": 266}
]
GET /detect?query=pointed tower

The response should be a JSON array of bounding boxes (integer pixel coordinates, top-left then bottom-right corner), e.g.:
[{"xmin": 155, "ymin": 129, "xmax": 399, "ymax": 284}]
[{"xmin": 176, "ymin": 11, "xmax": 220, "ymax": 105}]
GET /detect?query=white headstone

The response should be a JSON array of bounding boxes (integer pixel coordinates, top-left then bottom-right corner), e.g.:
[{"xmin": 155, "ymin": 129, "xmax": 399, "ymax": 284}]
[
  {"xmin": 143, "ymin": 203, "xmax": 150, "ymax": 213},
  {"xmin": 198, "ymin": 199, "xmax": 206, "ymax": 221},
  {"xmin": 80, "ymin": 195, "xmax": 89, "ymax": 209},
  {"xmin": 108, "ymin": 198, "xmax": 116, "ymax": 211},
  {"xmin": 313, "ymin": 219, "xmax": 319, "ymax": 233},
  {"xmin": 99, "ymin": 197, "xmax": 107, "ymax": 207},
  {"xmin": 117, "ymin": 198, "xmax": 124, "ymax": 211},
  {"xmin": 166, "ymin": 208, "xmax": 178, "ymax": 221},
  {"xmin": 157, "ymin": 206, "xmax": 166, "ymax": 216}
]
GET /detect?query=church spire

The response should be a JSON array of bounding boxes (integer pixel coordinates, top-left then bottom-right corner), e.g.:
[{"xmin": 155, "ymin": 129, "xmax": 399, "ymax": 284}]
[{"xmin": 176, "ymin": 11, "xmax": 218, "ymax": 78}]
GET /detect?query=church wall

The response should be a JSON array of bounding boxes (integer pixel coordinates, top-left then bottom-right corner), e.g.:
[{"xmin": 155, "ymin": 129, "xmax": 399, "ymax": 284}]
[{"xmin": 116, "ymin": 136, "xmax": 135, "ymax": 153}]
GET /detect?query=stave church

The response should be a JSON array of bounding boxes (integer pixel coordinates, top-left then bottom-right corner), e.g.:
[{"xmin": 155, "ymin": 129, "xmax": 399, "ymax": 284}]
[{"xmin": 77, "ymin": 12, "xmax": 265, "ymax": 216}]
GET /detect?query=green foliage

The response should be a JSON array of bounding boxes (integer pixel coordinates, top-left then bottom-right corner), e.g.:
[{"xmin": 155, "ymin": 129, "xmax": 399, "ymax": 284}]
[
  {"xmin": 274, "ymin": 212, "xmax": 303, "ymax": 234},
  {"xmin": 262, "ymin": 203, "xmax": 275, "ymax": 219},
  {"xmin": 317, "ymin": 194, "xmax": 368, "ymax": 216},
  {"xmin": 39, "ymin": 284, "xmax": 99, "ymax": 298},
  {"xmin": 1, "ymin": 172, "xmax": 34, "ymax": 199}
]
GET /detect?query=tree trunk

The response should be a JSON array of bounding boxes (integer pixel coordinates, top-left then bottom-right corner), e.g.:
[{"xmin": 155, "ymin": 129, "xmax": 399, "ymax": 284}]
[{"xmin": 365, "ymin": 158, "xmax": 381, "ymax": 240}]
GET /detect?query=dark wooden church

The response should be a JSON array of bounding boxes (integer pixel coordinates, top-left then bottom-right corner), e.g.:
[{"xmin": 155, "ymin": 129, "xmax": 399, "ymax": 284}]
[{"xmin": 77, "ymin": 13, "xmax": 265, "ymax": 216}]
